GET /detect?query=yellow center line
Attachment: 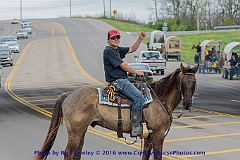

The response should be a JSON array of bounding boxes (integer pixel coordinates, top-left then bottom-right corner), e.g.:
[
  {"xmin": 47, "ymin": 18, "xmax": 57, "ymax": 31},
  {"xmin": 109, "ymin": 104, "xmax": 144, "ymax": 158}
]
[
  {"xmin": 172, "ymin": 121, "xmax": 240, "ymax": 129},
  {"xmin": 5, "ymin": 41, "xmax": 52, "ymax": 117},
  {"xmin": 52, "ymin": 22, "xmax": 66, "ymax": 34},
  {"xmin": 165, "ymin": 132, "xmax": 240, "ymax": 142},
  {"xmin": 26, "ymin": 99, "xmax": 57, "ymax": 102},
  {"xmin": 179, "ymin": 115, "xmax": 223, "ymax": 119},
  {"xmin": 65, "ymin": 36, "xmax": 106, "ymax": 86},
  {"xmin": 192, "ymin": 108, "xmax": 240, "ymax": 119}
]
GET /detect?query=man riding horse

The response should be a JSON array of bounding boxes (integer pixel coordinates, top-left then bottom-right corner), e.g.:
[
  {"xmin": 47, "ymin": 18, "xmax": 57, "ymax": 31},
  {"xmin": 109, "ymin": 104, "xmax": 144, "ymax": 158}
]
[{"xmin": 103, "ymin": 29, "xmax": 152, "ymax": 137}]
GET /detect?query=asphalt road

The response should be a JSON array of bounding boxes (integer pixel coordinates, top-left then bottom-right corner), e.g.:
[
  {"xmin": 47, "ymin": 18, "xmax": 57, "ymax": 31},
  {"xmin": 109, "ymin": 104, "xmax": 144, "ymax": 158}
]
[{"xmin": 0, "ymin": 18, "xmax": 239, "ymax": 160}]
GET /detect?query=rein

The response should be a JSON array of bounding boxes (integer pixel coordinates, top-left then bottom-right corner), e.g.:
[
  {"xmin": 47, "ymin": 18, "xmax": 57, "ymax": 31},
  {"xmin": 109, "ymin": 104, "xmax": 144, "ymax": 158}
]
[
  {"xmin": 143, "ymin": 71, "xmax": 196, "ymax": 136},
  {"xmin": 143, "ymin": 77, "xmax": 173, "ymax": 137}
]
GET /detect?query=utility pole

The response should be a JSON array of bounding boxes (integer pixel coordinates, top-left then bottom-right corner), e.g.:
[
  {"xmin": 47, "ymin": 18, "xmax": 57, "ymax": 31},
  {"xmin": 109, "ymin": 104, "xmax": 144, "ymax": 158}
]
[
  {"xmin": 20, "ymin": 0, "xmax": 22, "ymax": 20},
  {"xmin": 153, "ymin": 0, "xmax": 158, "ymax": 22},
  {"xmin": 70, "ymin": 0, "xmax": 72, "ymax": 18},
  {"xmin": 110, "ymin": 0, "xmax": 112, "ymax": 18},
  {"xmin": 103, "ymin": 0, "xmax": 106, "ymax": 17},
  {"xmin": 197, "ymin": 4, "xmax": 199, "ymax": 31}
]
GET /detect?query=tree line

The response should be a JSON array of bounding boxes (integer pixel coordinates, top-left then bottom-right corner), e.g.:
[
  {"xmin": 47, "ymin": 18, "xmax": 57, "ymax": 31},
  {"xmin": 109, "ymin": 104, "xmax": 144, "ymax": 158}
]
[
  {"xmin": 149, "ymin": 0, "xmax": 240, "ymax": 31},
  {"xmin": 104, "ymin": 0, "xmax": 239, "ymax": 31}
]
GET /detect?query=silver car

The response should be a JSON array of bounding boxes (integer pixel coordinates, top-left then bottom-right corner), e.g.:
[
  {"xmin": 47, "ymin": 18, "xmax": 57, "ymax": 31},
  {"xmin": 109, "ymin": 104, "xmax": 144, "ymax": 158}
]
[
  {"xmin": 22, "ymin": 25, "xmax": 32, "ymax": 34},
  {"xmin": 8, "ymin": 41, "xmax": 19, "ymax": 53},
  {"xmin": 0, "ymin": 47, "xmax": 13, "ymax": 66},
  {"xmin": 128, "ymin": 63, "xmax": 153, "ymax": 83},
  {"xmin": 0, "ymin": 36, "xmax": 19, "ymax": 53},
  {"xmin": 16, "ymin": 29, "xmax": 28, "ymax": 39}
]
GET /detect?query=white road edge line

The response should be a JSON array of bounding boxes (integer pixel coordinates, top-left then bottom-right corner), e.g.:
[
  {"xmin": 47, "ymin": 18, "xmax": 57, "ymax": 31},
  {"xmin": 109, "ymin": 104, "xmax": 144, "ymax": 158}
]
[
  {"xmin": 199, "ymin": 80, "xmax": 239, "ymax": 90},
  {"xmin": 231, "ymin": 100, "xmax": 240, "ymax": 103}
]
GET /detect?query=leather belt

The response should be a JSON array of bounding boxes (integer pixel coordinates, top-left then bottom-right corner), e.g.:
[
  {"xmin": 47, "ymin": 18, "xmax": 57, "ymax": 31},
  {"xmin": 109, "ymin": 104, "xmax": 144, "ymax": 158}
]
[{"xmin": 109, "ymin": 78, "xmax": 126, "ymax": 85}]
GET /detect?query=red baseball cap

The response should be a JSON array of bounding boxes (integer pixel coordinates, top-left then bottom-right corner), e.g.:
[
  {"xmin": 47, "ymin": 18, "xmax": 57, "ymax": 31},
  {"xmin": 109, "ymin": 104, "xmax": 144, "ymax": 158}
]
[{"xmin": 108, "ymin": 29, "xmax": 121, "ymax": 38}]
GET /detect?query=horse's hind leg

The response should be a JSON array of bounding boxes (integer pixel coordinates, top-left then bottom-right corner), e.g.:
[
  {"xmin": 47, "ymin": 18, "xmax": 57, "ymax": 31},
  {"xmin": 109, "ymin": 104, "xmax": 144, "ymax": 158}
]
[
  {"xmin": 64, "ymin": 129, "xmax": 87, "ymax": 160},
  {"xmin": 74, "ymin": 130, "xmax": 87, "ymax": 160},
  {"xmin": 142, "ymin": 136, "xmax": 153, "ymax": 160}
]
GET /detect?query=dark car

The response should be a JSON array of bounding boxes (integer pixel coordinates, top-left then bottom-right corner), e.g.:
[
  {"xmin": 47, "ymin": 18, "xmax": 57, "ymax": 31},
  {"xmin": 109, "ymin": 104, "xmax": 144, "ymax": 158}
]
[{"xmin": 128, "ymin": 63, "xmax": 153, "ymax": 83}]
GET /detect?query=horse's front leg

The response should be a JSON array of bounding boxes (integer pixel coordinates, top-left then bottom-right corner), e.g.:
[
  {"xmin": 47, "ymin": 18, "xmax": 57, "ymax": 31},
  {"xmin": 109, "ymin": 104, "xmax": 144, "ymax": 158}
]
[
  {"xmin": 152, "ymin": 135, "xmax": 164, "ymax": 160},
  {"xmin": 142, "ymin": 136, "xmax": 153, "ymax": 160}
]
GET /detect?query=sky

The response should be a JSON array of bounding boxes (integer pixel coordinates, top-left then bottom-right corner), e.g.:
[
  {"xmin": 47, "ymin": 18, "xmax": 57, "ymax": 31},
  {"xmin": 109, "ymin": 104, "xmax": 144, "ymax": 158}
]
[{"xmin": 0, "ymin": 0, "xmax": 155, "ymax": 23}]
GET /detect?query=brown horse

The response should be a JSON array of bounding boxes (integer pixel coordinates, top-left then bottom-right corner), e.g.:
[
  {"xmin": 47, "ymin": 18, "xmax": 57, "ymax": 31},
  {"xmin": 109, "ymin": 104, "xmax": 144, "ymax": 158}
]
[
  {"xmin": 191, "ymin": 44, "xmax": 197, "ymax": 50},
  {"xmin": 35, "ymin": 63, "xmax": 198, "ymax": 160}
]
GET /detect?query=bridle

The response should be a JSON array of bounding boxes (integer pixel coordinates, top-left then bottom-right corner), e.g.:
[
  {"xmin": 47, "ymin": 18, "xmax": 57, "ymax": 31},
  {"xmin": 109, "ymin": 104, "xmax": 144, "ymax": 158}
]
[{"xmin": 180, "ymin": 72, "xmax": 196, "ymax": 113}]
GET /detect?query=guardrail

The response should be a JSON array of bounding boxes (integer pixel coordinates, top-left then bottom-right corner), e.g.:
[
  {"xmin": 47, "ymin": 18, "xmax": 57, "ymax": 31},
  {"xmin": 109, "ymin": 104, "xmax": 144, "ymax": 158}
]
[{"xmin": 213, "ymin": 25, "xmax": 240, "ymax": 30}]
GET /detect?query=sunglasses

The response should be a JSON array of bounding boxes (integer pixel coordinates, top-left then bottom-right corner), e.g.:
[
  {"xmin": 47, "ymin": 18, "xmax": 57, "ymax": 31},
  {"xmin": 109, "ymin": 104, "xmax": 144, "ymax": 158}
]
[{"xmin": 110, "ymin": 36, "xmax": 121, "ymax": 40}]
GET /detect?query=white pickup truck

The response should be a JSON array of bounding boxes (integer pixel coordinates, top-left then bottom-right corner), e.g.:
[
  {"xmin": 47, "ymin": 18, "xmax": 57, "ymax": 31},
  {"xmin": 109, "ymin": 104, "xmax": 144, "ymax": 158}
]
[{"xmin": 134, "ymin": 51, "xmax": 166, "ymax": 75}]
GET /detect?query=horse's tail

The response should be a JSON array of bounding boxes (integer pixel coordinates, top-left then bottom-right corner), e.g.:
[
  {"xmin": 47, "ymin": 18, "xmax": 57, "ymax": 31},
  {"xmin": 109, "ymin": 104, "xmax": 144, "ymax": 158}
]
[{"xmin": 35, "ymin": 92, "xmax": 70, "ymax": 160}]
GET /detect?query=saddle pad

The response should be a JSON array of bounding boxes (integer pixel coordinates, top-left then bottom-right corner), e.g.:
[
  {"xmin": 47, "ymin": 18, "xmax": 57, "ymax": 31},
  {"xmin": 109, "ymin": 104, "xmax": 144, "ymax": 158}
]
[{"xmin": 97, "ymin": 88, "xmax": 153, "ymax": 108}]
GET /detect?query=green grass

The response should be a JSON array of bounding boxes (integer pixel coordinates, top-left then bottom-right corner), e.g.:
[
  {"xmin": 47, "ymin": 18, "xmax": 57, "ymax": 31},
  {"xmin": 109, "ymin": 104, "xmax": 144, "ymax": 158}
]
[
  {"xmin": 100, "ymin": 19, "xmax": 154, "ymax": 32},
  {"xmin": 99, "ymin": 18, "xmax": 240, "ymax": 64},
  {"xmin": 178, "ymin": 32, "xmax": 240, "ymax": 63}
]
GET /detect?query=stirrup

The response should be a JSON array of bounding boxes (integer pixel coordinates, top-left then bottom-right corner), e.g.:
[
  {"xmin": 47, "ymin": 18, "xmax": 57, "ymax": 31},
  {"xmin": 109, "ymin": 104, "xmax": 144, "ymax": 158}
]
[{"xmin": 142, "ymin": 123, "xmax": 153, "ymax": 138}]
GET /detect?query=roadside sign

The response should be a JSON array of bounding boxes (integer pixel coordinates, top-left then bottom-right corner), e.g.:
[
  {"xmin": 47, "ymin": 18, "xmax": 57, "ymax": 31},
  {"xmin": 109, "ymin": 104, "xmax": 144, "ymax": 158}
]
[
  {"xmin": 162, "ymin": 26, "xmax": 168, "ymax": 30},
  {"xmin": 162, "ymin": 22, "xmax": 168, "ymax": 32},
  {"xmin": 113, "ymin": 10, "xmax": 117, "ymax": 15}
]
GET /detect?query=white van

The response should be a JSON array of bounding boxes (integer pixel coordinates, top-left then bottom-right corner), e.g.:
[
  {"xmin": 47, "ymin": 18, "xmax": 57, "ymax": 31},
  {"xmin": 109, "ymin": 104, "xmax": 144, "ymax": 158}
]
[{"xmin": 134, "ymin": 51, "xmax": 166, "ymax": 75}]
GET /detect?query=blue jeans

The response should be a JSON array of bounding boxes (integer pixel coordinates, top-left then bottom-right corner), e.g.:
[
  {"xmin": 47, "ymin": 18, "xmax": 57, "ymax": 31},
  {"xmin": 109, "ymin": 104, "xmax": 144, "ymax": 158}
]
[
  {"xmin": 197, "ymin": 52, "xmax": 201, "ymax": 63},
  {"xmin": 231, "ymin": 66, "xmax": 240, "ymax": 75},
  {"xmin": 113, "ymin": 78, "xmax": 144, "ymax": 110}
]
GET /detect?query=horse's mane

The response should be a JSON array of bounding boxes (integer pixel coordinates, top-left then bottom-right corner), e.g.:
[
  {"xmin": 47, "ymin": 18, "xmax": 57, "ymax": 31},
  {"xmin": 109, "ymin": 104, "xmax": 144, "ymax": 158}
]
[
  {"xmin": 149, "ymin": 67, "xmax": 195, "ymax": 98},
  {"xmin": 149, "ymin": 68, "xmax": 181, "ymax": 98}
]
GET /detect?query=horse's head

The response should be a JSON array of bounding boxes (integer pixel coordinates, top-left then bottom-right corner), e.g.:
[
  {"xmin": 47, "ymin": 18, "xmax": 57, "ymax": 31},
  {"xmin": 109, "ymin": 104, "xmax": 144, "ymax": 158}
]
[
  {"xmin": 191, "ymin": 45, "xmax": 196, "ymax": 50},
  {"xmin": 180, "ymin": 63, "xmax": 198, "ymax": 111}
]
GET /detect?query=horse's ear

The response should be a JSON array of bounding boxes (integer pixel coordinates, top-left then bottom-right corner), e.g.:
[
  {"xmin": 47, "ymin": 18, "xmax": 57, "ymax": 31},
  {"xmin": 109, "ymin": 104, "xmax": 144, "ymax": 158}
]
[
  {"xmin": 180, "ymin": 63, "xmax": 184, "ymax": 72},
  {"xmin": 193, "ymin": 64, "xmax": 199, "ymax": 73}
]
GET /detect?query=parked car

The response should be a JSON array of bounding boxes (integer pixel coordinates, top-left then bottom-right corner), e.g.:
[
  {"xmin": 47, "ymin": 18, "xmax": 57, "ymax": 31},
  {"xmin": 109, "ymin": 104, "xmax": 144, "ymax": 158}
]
[
  {"xmin": 11, "ymin": 19, "xmax": 19, "ymax": 24},
  {"xmin": 134, "ymin": 50, "xmax": 166, "ymax": 75},
  {"xmin": 0, "ymin": 44, "xmax": 13, "ymax": 66},
  {"xmin": 22, "ymin": 25, "xmax": 32, "ymax": 34},
  {"xmin": 16, "ymin": 29, "xmax": 28, "ymax": 39},
  {"xmin": 128, "ymin": 63, "xmax": 153, "ymax": 83},
  {"xmin": 0, "ymin": 36, "xmax": 19, "ymax": 53}
]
